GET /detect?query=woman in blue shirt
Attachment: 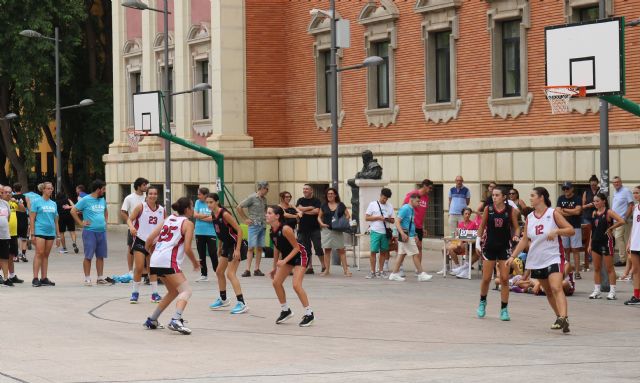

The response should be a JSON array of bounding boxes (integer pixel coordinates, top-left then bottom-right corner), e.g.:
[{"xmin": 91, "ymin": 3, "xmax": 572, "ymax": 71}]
[
  {"xmin": 193, "ymin": 187, "xmax": 217, "ymax": 281},
  {"xmin": 29, "ymin": 182, "xmax": 60, "ymax": 287}
]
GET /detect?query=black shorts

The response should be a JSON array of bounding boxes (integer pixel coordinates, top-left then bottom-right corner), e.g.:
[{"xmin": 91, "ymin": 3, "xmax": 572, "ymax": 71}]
[
  {"xmin": 0, "ymin": 239, "xmax": 9, "ymax": 260},
  {"xmin": 35, "ymin": 235, "xmax": 55, "ymax": 241},
  {"xmin": 150, "ymin": 267, "xmax": 178, "ymax": 277},
  {"xmin": 9, "ymin": 237, "xmax": 18, "ymax": 256},
  {"xmin": 591, "ymin": 238, "xmax": 614, "ymax": 256},
  {"xmin": 286, "ymin": 253, "xmax": 309, "ymax": 268},
  {"xmin": 58, "ymin": 217, "xmax": 76, "ymax": 233},
  {"xmin": 131, "ymin": 237, "xmax": 149, "ymax": 256},
  {"xmin": 17, "ymin": 215, "xmax": 28, "ymax": 239},
  {"xmin": 530, "ymin": 263, "xmax": 561, "ymax": 280},
  {"xmin": 415, "ymin": 228, "xmax": 424, "ymax": 242},
  {"xmin": 221, "ymin": 240, "xmax": 248, "ymax": 261},
  {"xmin": 482, "ymin": 247, "xmax": 510, "ymax": 261}
]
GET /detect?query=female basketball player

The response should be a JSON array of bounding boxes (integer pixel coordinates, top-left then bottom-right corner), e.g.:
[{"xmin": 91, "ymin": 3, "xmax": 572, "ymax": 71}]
[
  {"xmin": 143, "ymin": 197, "xmax": 199, "ymax": 335},
  {"xmin": 206, "ymin": 193, "xmax": 249, "ymax": 314},
  {"xmin": 588, "ymin": 192, "xmax": 625, "ymax": 300},
  {"xmin": 29, "ymin": 182, "xmax": 59, "ymax": 287},
  {"xmin": 267, "ymin": 205, "xmax": 314, "ymax": 327},
  {"xmin": 509, "ymin": 187, "xmax": 575, "ymax": 333},
  {"xmin": 476, "ymin": 187, "xmax": 520, "ymax": 321},
  {"xmin": 127, "ymin": 186, "xmax": 165, "ymax": 303},
  {"xmin": 624, "ymin": 186, "xmax": 640, "ymax": 305}
]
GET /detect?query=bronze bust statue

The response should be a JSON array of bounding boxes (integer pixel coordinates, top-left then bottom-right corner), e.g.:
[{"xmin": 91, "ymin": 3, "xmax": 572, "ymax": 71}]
[{"xmin": 347, "ymin": 150, "xmax": 382, "ymax": 230}]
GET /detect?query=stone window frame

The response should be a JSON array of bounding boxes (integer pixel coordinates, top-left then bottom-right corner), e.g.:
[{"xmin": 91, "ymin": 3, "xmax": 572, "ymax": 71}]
[
  {"xmin": 358, "ymin": 0, "xmax": 400, "ymax": 128},
  {"xmin": 187, "ymin": 22, "xmax": 213, "ymax": 137},
  {"xmin": 308, "ymin": 12, "xmax": 345, "ymax": 131},
  {"xmin": 562, "ymin": 0, "xmax": 614, "ymax": 115},
  {"xmin": 415, "ymin": 0, "xmax": 462, "ymax": 124},
  {"xmin": 486, "ymin": 0, "xmax": 532, "ymax": 120},
  {"xmin": 154, "ymin": 32, "xmax": 175, "ymax": 131},
  {"xmin": 123, "ymin": 39, "xmax": 143, "ymax": 131}
]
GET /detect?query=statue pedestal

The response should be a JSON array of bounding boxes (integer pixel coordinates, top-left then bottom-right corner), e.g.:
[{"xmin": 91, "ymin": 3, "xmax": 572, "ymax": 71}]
[{"xmin": 346, "ymin": 179, "xmax": 390, "ymax": 268}]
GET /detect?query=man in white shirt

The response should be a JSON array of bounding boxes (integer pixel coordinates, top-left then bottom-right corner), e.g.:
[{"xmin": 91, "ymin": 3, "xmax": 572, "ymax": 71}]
[
  {"xmin": 365, "ymin": 188, "xmax": 394, "ymax": 279},
  {"xmin": 120, "ymin": 178, "xmax": 148, "ymax": 275},
  {"xmin": 612, "ymin": 176, "xmax": 634, "ymax": 266}
]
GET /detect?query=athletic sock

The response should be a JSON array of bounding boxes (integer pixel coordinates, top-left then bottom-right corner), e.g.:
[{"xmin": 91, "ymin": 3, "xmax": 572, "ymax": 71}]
[
  {"xmin": 611, "ymin": 285, "xmax": 616, "ymax": 293},
  {"xmin": 634, "ymin": 288, "xmax": 640, "ymax": 298},
  {"xmin": 9, "ymin": 273, "xmax": 15, "ymax": 278},
  {"xmin": 237, "ymin": 294, "xmax": 245, "ymax": 304},
  {"xmin": 151, "ymin": 281, "xmax": 158, "ymax": 294},
  {"xmin": 594, "ymin": 284, "xmax": 601, "ymax": 292},
  {"xmin": 281, "ymin": 303, "xmax": 289, "ymax": 311},
  {"xmin": 220, "ymin": 290, "xmax": 227, "ymax": 301},
  {"xmin": 132, "ymin": 281, "xmax": 140, "ymax": 293},
  {"xmin": 150, "ymin": 307, "xmax": 163, "ymax": 321},
  {"xmin": 480, "ymin": 295, "xmax": 487, "ymax": 302},
  {"xmin": 501, "ymin": 301, "xmax": 508, "ymax": 309},
  {"xmin": 172, "ymin": 308, "xmax": 183, "ymax": 321},
  {"xmin": 304, "ymin": 306, "xmax": 313, "ymax": 316}
]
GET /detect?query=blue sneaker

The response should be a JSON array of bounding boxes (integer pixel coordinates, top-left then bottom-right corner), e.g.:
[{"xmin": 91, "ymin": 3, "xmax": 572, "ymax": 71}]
[
  {"xmin": 151, "ymin": 292, "xmax": 162, "ymax": 303},
  {"xmin": 209, "ymin": 297, "xmax": 230, "ymax": 310},
  {"xmin": 477, "ymin": 300, "xmax": 487, "ymax": 318},
  {"xmin": 230, "ymin": 301, "xmax": 248, "ymax": 314},
  {"xmin": 143, "ymin": 317, "xmax": 163, "ymax": 330},
  {"xmin": 500, "ymin": 307, "xmax": 510, "ymax": 321},
  {"xmin": 130, "ymin": 292, "xmax": 139, "ymax": 304}
]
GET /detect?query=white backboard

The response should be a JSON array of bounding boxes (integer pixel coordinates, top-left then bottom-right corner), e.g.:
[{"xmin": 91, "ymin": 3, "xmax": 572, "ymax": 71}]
[
  {"xmin": 545, "ymin": 17, "xmax": 624, "ymax": 96},
  {"xmin": 133, "ymin": 91, "xmax": 162, "ymax": 135}
]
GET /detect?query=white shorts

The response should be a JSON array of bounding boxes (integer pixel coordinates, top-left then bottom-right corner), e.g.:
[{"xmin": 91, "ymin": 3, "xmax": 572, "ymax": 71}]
[
  {"xmin": 398, "ymin": 237, "xmax": 419, "ymax": 256},
  {"xmin": 561, "ymin": 230, "xmax": 583, "ymax": 249}
]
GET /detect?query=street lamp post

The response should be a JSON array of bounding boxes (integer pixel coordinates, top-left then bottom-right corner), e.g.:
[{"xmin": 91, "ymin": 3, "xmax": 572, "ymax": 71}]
[{"xmin": 123, "ymin": 0, "xmax": 172, "ymax": 213}]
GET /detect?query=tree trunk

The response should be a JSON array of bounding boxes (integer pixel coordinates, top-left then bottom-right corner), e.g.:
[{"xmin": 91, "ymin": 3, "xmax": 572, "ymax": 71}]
[
  {"xmin": 42, "ymin": 124, "xmax": 56, "ymax": 153},
  {"xmin": 0, "ymin": 84, "xmax": 28, "ymax": 189},
  {"xmin": 85, "ymin": 1, "xmax": 98, "ymax": 86}
]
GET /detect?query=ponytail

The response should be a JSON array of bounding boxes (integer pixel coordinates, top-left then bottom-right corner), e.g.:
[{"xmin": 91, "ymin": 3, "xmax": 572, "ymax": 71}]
[
  {"xmin": 171, "ymin": 197, "xmax": 192, "ymax": 215},
  {"xmin": 532, "ymin": 187, "xmax": 552, "ymax": 207}
]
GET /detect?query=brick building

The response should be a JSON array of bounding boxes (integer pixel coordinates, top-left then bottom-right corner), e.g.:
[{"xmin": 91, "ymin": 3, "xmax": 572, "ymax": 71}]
[{"xmin": 106, "ymin": 0, "xmax": 640, "ymax": 236}]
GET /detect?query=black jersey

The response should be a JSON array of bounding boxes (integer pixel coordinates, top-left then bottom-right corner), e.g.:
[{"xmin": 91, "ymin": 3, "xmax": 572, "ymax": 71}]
[
  {"xmin": 213, "ymin": 207, "xmax": 239, "ymax": 248},
  {"xmin": 591, "ymin": 208, "xmax": 612, "ymax": 242},
  {"xmin": 270, "ymin": 224, "xmax": 307, "ymax": 258},
  {"xmin": 485, "ymin": 204, "xmax": 512, "ymax": 250},
  {"xmin": 13, "ymin": 193, "xmax": 28, "ymax": 220}
]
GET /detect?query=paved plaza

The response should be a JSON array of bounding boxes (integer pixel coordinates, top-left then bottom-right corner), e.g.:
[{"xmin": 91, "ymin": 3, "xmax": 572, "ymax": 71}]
[{"xmin": 1, "ymin": 226, "xmax": 639, "ymax": 383}]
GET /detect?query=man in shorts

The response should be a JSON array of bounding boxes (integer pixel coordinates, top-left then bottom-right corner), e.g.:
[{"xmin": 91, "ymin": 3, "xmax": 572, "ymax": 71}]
[
  {"xmin": 3, "ymin": 186, "xmax": 24, "ymax": 284},
  {"xmin": 403, "ymin": 179, "xmax": 434, "ymax": 265},
  {"xmin": 12, "ymin": 183, "xmax": 29, "ymax": 262},
  {"xmin": 365, "ymin": 188, "xmax": 394, "ymax": 279},
  {"xmin": 389, "ymin": 193, "xmax": 433, "ymax": 282},
  {"xmin": 0, "ymin": 185, "xmax": 13, "ymax": 286},
  {"xmin": 237, "ymin": 181, "xmax": 268, "ymax": 277},
  {"xmin": 556, "ymin": 182, "xmax": 583, "ymax": 279},
  {"xmin": 120, "ymin": 178, "xmax": 148, "ymax": 277}
]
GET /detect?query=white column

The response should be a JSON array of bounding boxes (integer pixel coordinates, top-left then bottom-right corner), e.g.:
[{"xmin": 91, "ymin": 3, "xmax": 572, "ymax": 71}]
[
  {"xmin": 110, "ymin": 2, "xmax": 126, "ymax": 151},
  {"xmin": 173, "ymin": 0, "xmax": 191, "ymax": 140}
]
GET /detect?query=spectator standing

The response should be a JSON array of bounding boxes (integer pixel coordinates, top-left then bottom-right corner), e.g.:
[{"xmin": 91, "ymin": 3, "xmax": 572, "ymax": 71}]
[
  {"xmin": 75, "ymin": 185, "xmax": 88, "ymax": 200},
  {"xmin": 4, "ymin": 186, "xmax": 24, "ymax": 283},
  {"xmin": 317, "ymin": 188, "xmax": 352, "ymax": 277},
  {"xmin": 365, "ymin": 188, "xmax": 395, "ymax": 279},
  {"xmin": 120, "ymin": 178, "xmax": 148, "ymax": 276},
  {"xmin": 278, "ymin": 191, "xmax": 299, "ymax": 230},
  {"xmin": 296, "ymin": 184, "xmax": 324, "ymax": 274},
  {"xmin": 403, "ymin": 179, "xmax": 434, "ymax": 265},
  {"xmin": 611, "ymin": 177, "xmax": 634, "ymax": 267},
  {"xmin": 237, "ymin": 181, "xmax": 269, "ymax": 277},
  {"xmin": 12, "ymin": 183, "xmax": 29, "ymax": 262},
  {"xmin": 193, "ymin": 187, "xmax": 217, "ymax": 282},
  {"xmin": 0, "ymin": 186, "xmax": 13, "ymax": 286},
  {"xmin": 477, "ymin": 181, "xmax": 498, "ymax": 213},
  {"xmin": 448, "ymin": 176, "xmax": 471, "ymax": 232},
  {"xmin": 71, "ymin": 180, "xmax": 110, "ymax": 286},
  {"xmin": 29, "ymin": 182, "xmax": 59, "ymax": 287},
  {"xmin": 556, "ymin": 182, "xmax": 583, "ymax": 280},
  {"xmin": 56, "ymin": 192, "xmax": 79, "ymax": 254},
  {"xmin": 581, "ymin": 175, "xmax": 600, "ymax": 272}
]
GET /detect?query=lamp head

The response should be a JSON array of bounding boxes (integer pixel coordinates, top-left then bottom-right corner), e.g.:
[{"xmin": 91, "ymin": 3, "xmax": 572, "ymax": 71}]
[
  {"xmin": 19, "ymin": 30, "xmax": 43, "ymax": 38},
  {"xmin": 78, "ymin": 99, "xmax": 94, "ymax": 107},
  {"xmin": 192, "ymin": 83, "xmax": 212, "ymax": 92},
  {"xmin": 3, "ymin": 113, "xmax": 18, "ymax": 120},
  {"xmin": 122, "ymin": 0, "xmax": 149, "ymax": 10},
  {"xmin": 363, "ymin": 56, "xmax": 384, "ymax": 67}
]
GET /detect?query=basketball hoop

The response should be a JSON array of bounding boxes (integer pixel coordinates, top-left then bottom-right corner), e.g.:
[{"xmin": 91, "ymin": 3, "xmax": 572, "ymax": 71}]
[
  {"xmin": 544, "ymin": 85, "xmax": 586, "ymax": 114},
  {"xmin": 127, "ymin": 128, "xmax": 142, "ymax": 152}
]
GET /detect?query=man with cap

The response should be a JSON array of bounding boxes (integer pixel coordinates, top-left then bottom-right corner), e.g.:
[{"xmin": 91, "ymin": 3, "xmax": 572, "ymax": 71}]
[
  {"xmin": 556, "ymin": 181, "xmax": 584, "ymax": 279},
  {"xmin": 237, "ymin": 181, "xmax": 269, "ymax": 277}
]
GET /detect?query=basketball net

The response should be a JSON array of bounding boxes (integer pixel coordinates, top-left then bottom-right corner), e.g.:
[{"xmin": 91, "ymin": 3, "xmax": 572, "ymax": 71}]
[
  {"xmin": 543, "ymin": 86, "xmax": 586, "ymax": 114},
  {"xmin": 127, "ymin": 128, "xmax": 141, "ymax": 152}
]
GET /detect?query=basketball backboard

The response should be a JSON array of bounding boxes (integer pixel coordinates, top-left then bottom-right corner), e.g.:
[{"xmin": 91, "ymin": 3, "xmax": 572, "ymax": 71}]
[
  {"xmin": 545, "ymin": 17, "xmax": 624, "ymax": 96},
  {"xmin": 133, "ymin": 91, "xmax": 162, "ymax": 135}
]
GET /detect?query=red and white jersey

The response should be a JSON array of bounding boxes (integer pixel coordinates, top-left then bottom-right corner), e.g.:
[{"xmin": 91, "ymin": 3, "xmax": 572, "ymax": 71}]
[
  {"xmin": 133, "ymin": 202, "xmax": 165, "ymax": 241},
  {"xmin": 150, "ymin": 215, "xmax": 188, "ymax": 271},
  {"xmin": 526, "ymin": 208, "xmax": 564, "ymax": 269},
  {"xmin": 630, "ymin": 204, "xmax": 640, "ymax": 251}
]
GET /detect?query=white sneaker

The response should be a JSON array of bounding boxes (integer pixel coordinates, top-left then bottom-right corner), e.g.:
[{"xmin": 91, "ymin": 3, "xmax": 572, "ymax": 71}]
[
  {"xmin": 196, "ymin": 275, "xmax": 208, "ymax": 282},
  {"xmin": 436, "ymin": 268, "xmax": 447, "ymax": 275},
  {"xmin": 417, "ymin": 272, "xmax": 433, "ymax": 282},
  {"xmin": 389, "ymin": 273, "xmax": 405, "ymax": 282},
  {"xmin": 59, "ymin": 248, "xmax": 68, "ymax": 254},
  {"xmin": 607, "ymin": 291, "xmax": 617, "ymax": 300},
  {"xmin": 455, "ymin": 267, "xmax": 470, "ymax": 279},
  {"xmin": 84, "ymin": 279, "xmax": 92, "ymax": 286},
  {"xmin": 365, "ymin": 271, "xmax": 376, "ymax": 279},
  {"xmin": 449, "ymin": 263, "xmax": 467, "ymax": 276},
  {"xmin": 589, "ymin": 290, "xmax": 601, "ymax": 299}
]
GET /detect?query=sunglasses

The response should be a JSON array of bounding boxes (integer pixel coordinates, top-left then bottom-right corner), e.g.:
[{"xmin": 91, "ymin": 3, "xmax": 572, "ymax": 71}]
[{"xmin": 509, "ymin": 192, "xmax": 516, "ymax": 195}]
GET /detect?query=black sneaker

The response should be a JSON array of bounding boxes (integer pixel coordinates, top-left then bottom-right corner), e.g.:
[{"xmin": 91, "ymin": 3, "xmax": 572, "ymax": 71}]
[
  {"xmin": 550, "ymin": 317, "xmax": 562, "ymax": 330},
  {"xmin": 305, "ymin": 268, "xmax": 315, "ymax": 275},
  {"xmin": 72, "ymin": 243, "xmax": 79, "ymax": 254},
  {"xmin": 253, "ymin": 269, "xmax": 264, "ymax": 277},
  {"xmin": 3, "ymin": 279, "xmax": 14, "ymax": 287},
  {"xmin": 32, "ymin": 278, "xmax": 41, "ymax": 287},
  {"xmin": 241, "ymin": 270, "xmax": 251, "ymax": 277},
  {"xmin": 557, "ymin": 317, "xmax": 570, "ymax": 333},
  {"xmin": 40, "ymin": 278, "xmax": 55, "ymax": 286},
  {"xmin": 276, "ymin": 309, "xmax": 293, "ymax": 324},
  {"xmin": 9, "ymin": 275, "xmax": 24, "ymax": 284},
  {"xmin": 624, "ymin": 296, "xmax": 640, "ymax": 305},
  {"xmin": 299, "ymin": 313, "xmax": 314, "ymax": 327},
  {"xmin": 20, "ymin": 255, "xmax": 28, "ymax": 262}
]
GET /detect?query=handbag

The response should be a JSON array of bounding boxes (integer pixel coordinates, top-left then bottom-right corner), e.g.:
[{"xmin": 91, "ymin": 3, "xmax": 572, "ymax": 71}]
[
  {"xmin": 399, "ymin": 210, "xmax": 413, "ymax": 243},
  {"xmin": 330, "ymin": 204, "xmax": 351, "ymax": 232},
  {"xmin": 376, "ymin": 201, "xmax": 393, "ymax": 239}
]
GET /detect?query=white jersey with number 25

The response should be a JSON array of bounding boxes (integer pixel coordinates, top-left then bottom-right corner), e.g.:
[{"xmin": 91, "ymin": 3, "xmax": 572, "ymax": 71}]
[
  {"xmin": 150, "ymin": 215, "xmax": 187, "ymax": 272},
  {"xmin": 526, "ymin": 207, "xmax": 563, "ymax": 270}
]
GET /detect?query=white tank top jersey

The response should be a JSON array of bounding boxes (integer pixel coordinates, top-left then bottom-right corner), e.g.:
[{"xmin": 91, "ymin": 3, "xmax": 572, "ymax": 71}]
[
  {"xmin": 526, "ymin": 207, "xmax": 564, "ymax": 270},
  {"xmin": 133, "ymin": 202, "xmax": 165, "ymax": 241},
  {"xmin": 630, "ymin": 204, "xmax": 640, "ymax": 251},
  {"xmin": 150, "ymin": 215, "xmax": 188, "ymax": 271}
]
